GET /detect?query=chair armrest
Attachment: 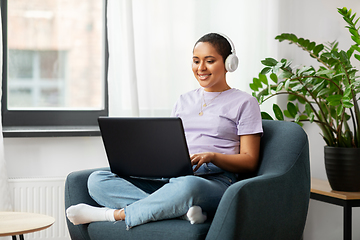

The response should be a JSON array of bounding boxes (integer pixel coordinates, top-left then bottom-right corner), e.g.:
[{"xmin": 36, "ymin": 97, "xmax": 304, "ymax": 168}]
[
  {"xmin": 206, "ymin": 155, "xmax": 310, "ymax": 240},
  {"xmin": 65, "ymin": 167, "xmax": 109, "ymax": 240},
  {"xmin": 65, "ymin": 168, "xmax": 109, "ymax": 207}
]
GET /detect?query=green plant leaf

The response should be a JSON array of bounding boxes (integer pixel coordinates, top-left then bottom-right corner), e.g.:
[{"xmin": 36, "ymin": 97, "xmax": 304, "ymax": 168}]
[
  {"xmin": 261, "ymin": 67, "xmax": 271, "ymax": 75},
  {"xmin": 298, "ymin": 66, "xmax": 313, "ymax": 75},
  {"xmin": 299, "ymin": 115, "xmax": 309, "ymax": 121},
  {"xmin": 284, "ymin": 79, "xmax": 290, "ymax": 91},
  {"xmin": 278, "ymin": 71, "xmax": 293, "ymax": 79},
  {"xmin": 284, "ymin": 110, "xmax": 293, "ymax": 119},
  {"xmin": 322, "ymin": 52, "xmax": 332, "ymax": 58},
  {"xmin": 313, "ymin": 44, "xmax": 324, "ymax": 56},
  {"xmin": 342, "ymin": 97, "xmax": 354, "ymax": 108},
  {"xmin": 259, "ymin": 74, "xmax": 268, "ymax": 85},
  {"xmin": 299, "ymin": 38, "xmax": 310, "ymax": 48},
  {"xmin": 351, "ymin": 35, "xmax": 360, "ymax": 45},
  {"xmin": 253, "ymin": 77, "xmax": 262, "ymax": 88},
  {"xmin": 349, "ymin": 28, "xmax": 359, "ymax": 37},
  {"xmin": 336, "ymin": 104, "xmax": 343, "ymax": 116},
  {"xmin": 273, "ymin": 62, "xmax": 283, "ymax": 74},
  {"xmin": 257, "ymin": 95, "xmax": 263, "ymax": 104},
  {"xmin": 307, "ymin": 42, "xmax": 316, "ymax": 51},
  {"xmin": 305, "ymin": 102, "xmax": 312, "ymax": 116},
  {"xmin": 273, "ymin": 104, "xmax": 284, "ymax": 120},
  {"xmin": 309, "ymin": 112, "xmax": 315, "ymax": 123},
  {"xmin": 355, "ymin": 54, "xmax": 360, "ymax": 61},
  {"xmin": 261, "ymin": 112, "xmax": 273, "ymax": 120},
  {"xmin": 326, "ymin": 94, "xmax": 342, "ymax": 106},
  {"xmin": 291, "ymin": 84, "xmax": 304, "ymax": 92},
  {"xmin": 289, "ymin": 34, "xmax": 298, "ymax": 43},
  {"xmin": 344, "ymin": 86, "xmax": 352, "ymax": 97},
  {"xmin": 270, "ymin": 73, "xmax": 278, "ymax": 83},
  {"xmin": 297, "ymin": 96, "xmax": 306, "ymax": 104},
  {"xmin": 312, "ymin": 80, "xmax": 326, "ymax": 92},
  {"xmin": 261, "ymin": 58, "xmax": 278, "ymax": 67},
  {"xmin": 333, "ymin": 72, "xmax": 346, "ymax": 78},
  {"xmin": 317, "ymin": 88, "xmax": 331, "ymax": 97},
  {"xmin": 339, "ymin": 50, "xmax": 349, "ymax": 63},
  {"xmin": 315, "ymin": 69, "xmax": 336, "ymax": 76},
  {"xmin": 249, "ymin": 83, "xmax": 259, "ymax": 91},
  {"xmin": 276, "ymin": 82, "xmax": 284, "ymax": 92},
  {"xmin": 284, "ymin": 59, "xmax": 292, "ymax": 68},
  {"xmin": 288, "ymin": 94, "xmax": 297, "ymax": 101},
  {"xmin": 275, "ymin": 33, "xmax": 298, "ymax": 43},
  {"xmin": 287, "ymin": 102, "xmax": 298, "ymax": 118},
  {"xmin": 352, "ymin": 45, "xmax": 360, "ymax": 53}
]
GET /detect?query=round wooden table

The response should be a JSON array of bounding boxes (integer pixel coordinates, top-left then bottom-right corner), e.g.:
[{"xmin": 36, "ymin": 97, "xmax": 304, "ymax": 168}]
[{"xmin": 0, "ymin": 212, "xmax": 55, "ymax": 240}]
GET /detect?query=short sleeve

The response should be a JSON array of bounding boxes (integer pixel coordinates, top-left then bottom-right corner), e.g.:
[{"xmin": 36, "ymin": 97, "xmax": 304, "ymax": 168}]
[{"xmin": 236, "ymin": 96, "xmax": 263, "ymax": 136}]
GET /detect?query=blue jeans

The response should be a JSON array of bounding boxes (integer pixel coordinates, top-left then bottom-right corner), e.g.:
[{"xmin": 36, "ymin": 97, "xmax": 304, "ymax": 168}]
[{"xmin": 87, "ymin": 168, "xmax": 236, "ymax": 228}]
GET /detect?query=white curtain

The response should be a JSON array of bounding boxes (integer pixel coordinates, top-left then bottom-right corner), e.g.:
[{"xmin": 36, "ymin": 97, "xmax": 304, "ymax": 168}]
[
  {"xmin": 107, "ymin": 0, "xmax": 280, "ymax": 117},
  {"xmin": 0, "ymin": 5, "xmax": 12, "ymax": 211}
]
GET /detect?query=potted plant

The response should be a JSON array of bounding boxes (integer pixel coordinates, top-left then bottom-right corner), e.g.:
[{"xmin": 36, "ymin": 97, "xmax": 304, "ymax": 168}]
[{"xmin": 250, "ymin": 7, "xmax": 360, "ymax": 192}]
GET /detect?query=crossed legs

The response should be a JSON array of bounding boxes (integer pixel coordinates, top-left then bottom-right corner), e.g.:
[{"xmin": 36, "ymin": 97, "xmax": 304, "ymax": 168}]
[{"xmin": 66, "ymin": 170, "xmax": 228, "ymax": 228}]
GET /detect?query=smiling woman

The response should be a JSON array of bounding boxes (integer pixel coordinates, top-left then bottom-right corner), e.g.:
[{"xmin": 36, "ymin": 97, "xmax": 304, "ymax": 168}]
[{"xmin": 66, "ymin": 32, "xmax": 263, "ymax": 229}]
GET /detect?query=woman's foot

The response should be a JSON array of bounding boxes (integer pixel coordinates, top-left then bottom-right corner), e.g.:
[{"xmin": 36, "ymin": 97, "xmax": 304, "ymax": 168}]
[
  {"xmin": 114, "ymin": 208, "xmax": 125, "ymax": 221},
  {"xmin": 66, "ymin": 203, "xmax": 116, "ymax": 225},
  {"xmin": 185, "ymin": 206, "xmax": 207, "ymax": 224}
]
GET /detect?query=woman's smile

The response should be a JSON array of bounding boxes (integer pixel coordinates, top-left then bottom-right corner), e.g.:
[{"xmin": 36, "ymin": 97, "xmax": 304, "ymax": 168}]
[{"xmin": 198, "ymin": 74, "xmax": 211, "ymax": 80}]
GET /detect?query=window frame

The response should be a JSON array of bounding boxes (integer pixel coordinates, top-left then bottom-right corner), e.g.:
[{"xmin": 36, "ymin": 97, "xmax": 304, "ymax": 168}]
[{"xmin": 1, "ymin": 0, "xmax": 109, "ymax": 137}]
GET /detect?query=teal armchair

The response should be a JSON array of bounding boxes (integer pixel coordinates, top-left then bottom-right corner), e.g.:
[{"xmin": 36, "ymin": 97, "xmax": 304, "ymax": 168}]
[{"xmin": 65, "ymin": 120, "xmax": 310, "ymax": 240}]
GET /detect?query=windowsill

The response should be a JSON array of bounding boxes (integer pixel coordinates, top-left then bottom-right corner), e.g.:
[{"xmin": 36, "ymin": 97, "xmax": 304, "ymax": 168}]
[{"xmin": 2, "ymin": 126, "xmax": 101, "ymax": 138}]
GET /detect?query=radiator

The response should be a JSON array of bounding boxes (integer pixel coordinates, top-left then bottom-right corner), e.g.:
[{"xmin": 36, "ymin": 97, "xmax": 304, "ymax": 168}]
[{"xmin": 7, "ymin": 178, "xmax": 70, "ymax": 240}]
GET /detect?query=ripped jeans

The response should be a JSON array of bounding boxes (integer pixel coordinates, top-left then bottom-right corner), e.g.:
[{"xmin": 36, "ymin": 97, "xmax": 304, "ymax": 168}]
[{"xmin": 87, "ymin": 165, "xmax": 236, "ymax": 228}]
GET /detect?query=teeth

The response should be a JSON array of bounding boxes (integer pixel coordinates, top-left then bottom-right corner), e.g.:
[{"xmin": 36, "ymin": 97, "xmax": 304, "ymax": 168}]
[{"xmin": 199, "ymin": 74, "xmax": 210, "ymax": 79}]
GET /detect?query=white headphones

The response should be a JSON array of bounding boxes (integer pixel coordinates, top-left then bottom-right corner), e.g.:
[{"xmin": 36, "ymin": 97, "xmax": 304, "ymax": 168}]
[{"xmin": 217, "ymin": 33, "xmax": 239, "ymax": 72}]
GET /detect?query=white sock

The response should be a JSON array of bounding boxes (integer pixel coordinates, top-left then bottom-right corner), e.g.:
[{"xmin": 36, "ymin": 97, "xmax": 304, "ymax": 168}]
[
  {"xmin": 66, "ymin": 203, "xmax": 116, "ymax": 225},
  {"xmin": 185, "ymin": 206, "xmax": 207, "ymax": 224}
]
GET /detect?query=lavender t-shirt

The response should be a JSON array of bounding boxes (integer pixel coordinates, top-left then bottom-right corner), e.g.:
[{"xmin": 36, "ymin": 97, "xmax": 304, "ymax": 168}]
[{"xmin": 171, "ymin": 88, "xmax": 263, "ymax": 155}]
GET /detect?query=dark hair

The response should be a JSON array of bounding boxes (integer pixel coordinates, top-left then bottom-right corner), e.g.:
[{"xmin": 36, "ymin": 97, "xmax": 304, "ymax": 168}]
[{"xmin": 194, "ymin": 33, "xmax": 232, "ymax": 63}]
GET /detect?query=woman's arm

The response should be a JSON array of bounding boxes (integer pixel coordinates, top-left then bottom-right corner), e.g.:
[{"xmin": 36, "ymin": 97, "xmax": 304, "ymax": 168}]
[{"xmin": 191, "ymin": 134, "xmax": 261, "ymax": 173}]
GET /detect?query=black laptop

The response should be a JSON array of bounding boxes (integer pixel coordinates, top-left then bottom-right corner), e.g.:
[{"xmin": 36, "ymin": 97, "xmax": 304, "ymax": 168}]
[{"xmin": 98, "ymin": 117, "xmax": 198, "ymax": 178}]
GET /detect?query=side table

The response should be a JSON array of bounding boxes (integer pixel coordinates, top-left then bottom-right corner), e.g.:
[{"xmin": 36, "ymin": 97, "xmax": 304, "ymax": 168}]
[
  {"xmin": 0, "ymin": 212, "xmax": 55, "ymax": 240},
  {"xmin": 310, "ymin": 178, "xmax": 360, "ymax": 240}
]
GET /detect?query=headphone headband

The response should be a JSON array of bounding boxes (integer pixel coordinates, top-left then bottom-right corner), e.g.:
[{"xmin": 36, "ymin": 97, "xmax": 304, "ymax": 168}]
[
  {"xmin": 216, "ymin": 32, "xmax": 236, "ymax": 55},
  {"xmin": 216, "ymin": 32, "xmax": 238, "ymax": 72}
]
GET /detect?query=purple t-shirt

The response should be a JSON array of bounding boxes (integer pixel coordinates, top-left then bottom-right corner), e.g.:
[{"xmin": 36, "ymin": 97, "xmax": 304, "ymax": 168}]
[{"xmin": 171, "ymin": 88, "xmax": 263, "ymax": 155}]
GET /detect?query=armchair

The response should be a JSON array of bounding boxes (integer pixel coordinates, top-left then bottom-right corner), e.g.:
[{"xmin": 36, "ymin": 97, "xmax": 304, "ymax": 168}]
[{"xmin": 65, "ymin": 120, "xmax": 310, "ymax": 240}]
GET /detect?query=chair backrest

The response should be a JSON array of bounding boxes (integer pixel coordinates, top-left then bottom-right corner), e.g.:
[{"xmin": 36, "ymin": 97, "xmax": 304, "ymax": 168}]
[
  {"xmin": 206, "ymin": 120, "xmax": 310, "ymax": 240},
  {"xmin": 257, "ymin": 120, "xmax": 309, "ymax": 177}
]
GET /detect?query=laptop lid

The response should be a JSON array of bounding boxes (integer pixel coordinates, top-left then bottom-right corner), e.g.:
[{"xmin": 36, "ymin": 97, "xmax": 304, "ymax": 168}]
[{"xmin": 98, "ymin": 117, "xmax": 194, "ymax": 178}]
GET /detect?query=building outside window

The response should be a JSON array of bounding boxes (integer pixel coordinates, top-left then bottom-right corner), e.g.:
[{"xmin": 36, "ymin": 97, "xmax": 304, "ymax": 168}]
[
  {"xmin": 2, "ymin": 0, "xmax": 108, "ymax": 133},
  {"xmin": 8, "ymin": 49, "xmax": 67, "ymax": 108}
]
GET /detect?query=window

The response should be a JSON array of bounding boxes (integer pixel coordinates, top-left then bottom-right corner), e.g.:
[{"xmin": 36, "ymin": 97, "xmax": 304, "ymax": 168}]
[{"xmin": 1, "ymin": 0, "xmax": 108, "ymax": 136}]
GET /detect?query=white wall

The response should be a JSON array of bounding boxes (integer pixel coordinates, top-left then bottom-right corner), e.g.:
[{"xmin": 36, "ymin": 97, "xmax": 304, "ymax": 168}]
[
  {"xmin": 4, "ymin": 136, "xmax": 108, "ymax": 179},
  {"xmin": 277, "ymin": 0, "xmax": 360, "ymax": 239}
]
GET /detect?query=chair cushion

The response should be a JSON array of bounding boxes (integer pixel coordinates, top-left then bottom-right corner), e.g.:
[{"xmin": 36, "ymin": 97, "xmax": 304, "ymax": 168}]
[{"xmin": 87, "ymin": 219, "xmax": 211, "ymax": 240}]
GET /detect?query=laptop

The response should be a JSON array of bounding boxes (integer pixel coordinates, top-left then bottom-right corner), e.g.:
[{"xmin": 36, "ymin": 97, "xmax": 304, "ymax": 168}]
[{"xmin": 98, "ymin": 117, "xmax": 222, "ymax": 179}]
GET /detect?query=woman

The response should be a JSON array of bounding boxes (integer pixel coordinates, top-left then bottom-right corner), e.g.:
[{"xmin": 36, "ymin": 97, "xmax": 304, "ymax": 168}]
[{"xmin": 66, "ymin": 33, "xmax": 263, "ymax": 229}]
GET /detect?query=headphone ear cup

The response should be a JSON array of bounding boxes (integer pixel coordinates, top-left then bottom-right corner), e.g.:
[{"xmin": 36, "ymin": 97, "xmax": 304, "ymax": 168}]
[{"xmin": 225, "ymin": 54, "xmax": 239, "ymax": 72}]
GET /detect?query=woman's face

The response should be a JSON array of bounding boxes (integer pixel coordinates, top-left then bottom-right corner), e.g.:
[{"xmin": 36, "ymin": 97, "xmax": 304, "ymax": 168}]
[{"xmin": 192, "ymin": 42, "xmax": 228, "ymax": 92}]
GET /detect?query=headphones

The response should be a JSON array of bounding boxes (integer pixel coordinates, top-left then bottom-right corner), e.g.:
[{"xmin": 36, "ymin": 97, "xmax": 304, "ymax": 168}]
[{"xmin": 217, "ymin": 33, "xmax": 239, "ymax": 72}]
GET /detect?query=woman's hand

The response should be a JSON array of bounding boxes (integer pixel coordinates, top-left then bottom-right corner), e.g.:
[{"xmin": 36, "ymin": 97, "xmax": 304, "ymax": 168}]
[
  {"xmin": 190, "ymin": 152, "xmax": 215, "ymax": 172},
  {"xmin": 190, "ymin": 134, "xmax": 261, "ymax": 173}
]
